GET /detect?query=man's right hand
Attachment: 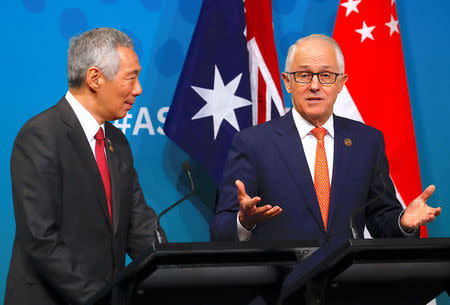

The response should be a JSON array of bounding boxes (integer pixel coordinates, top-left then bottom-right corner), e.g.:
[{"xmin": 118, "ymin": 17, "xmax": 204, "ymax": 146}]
[{"xmin": 236, "ymin": 179, "xmax": 282, "ymax": 230}]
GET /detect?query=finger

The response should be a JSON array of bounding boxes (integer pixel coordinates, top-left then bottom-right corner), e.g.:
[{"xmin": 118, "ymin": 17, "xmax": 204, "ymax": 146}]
[
  {"xmin": 235, "ymin": 180, "xmax": 247, "ymax": 198},
  {"xmin": 254, "ymin": 204, "xmax": 273, "ymax": 214},
  {"xmin": 265, "ymin": 206, "xmax": 283, "ymax": 217},
  {"xmin": 261, "ymin": 206, "xmax": 279, "ymax": 216},
  {"xmin": 259, "ymin": 206, "xmax": 282, "ymax": 218},
  {"xmin": 249, "ymin": 205, "xmax": 277, "ymax": 217},
  {"xmin": 416, "ymin": 216, "xmax": 430, "ymax": 227},
  {"xmin": 418, "ymin": 185, "xmax": 435, "ymax": 202},
  {"xmin": 418, "ymin": 212, "xmax": 437, "ymax": 226},
  {"xmin": 249, "ymin": 196, "xmax": 261, "ymax": 208},
  {"xmin": 433, "ymin": 207, "xmax": 441, "ymax": 216},
  {"xmin": 241, "ymin": 196, "xmax": 261, "ymax": 211},
  {"xmin": 418, "ymin": 219, "xmax": 428, "ymax": 227},
  {"xmin": 425, "ymin": 206, "xmax": 441, "ymax": 217}
]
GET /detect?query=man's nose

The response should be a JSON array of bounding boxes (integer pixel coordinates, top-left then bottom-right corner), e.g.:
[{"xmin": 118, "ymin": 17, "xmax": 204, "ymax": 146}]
[
  {"xmin": 309, "ymin": 74, "xmax": 321, "ymax": 91},
  {"xmin": 133, "ymin": 80, "xmax": 142, "ymax": 96}
]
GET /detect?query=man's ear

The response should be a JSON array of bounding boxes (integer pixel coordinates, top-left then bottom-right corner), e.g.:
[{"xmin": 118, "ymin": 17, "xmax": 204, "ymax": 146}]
[
  {"xmin": 85, "ymin": 67, "xmax": 103, "ymax": 91},
  {"xmin": 282, "ymin": 72, "xmax": 293, "ymax": 94},
  {"xmin": 337, "ymin": 73, "xmax": 348, "ymax": 93}
]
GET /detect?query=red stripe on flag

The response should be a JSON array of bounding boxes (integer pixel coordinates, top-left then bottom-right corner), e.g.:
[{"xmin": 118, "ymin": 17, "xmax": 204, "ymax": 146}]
[
  {"xmin": 257, "ymin": 70, "xmax": 267, "ymax": 124},
  {"xmin": 245, "ymin": 0, "xmax": 284, "ymax": 124},
  {"xmin": 245, "ymin": 0, "xmax": 283, "ymax": 99}
]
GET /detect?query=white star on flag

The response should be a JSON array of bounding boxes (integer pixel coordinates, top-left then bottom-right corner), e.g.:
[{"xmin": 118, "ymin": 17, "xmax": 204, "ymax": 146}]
[
  {"xmin": 191, "ymin": 65, "xmax": 252, "ymax": 140},
  {"xmin": 355, "ymin": 21, "xmax": 376, "ymax": 42},
  {"xmin": 385, "ymin": 15, "xmax": 399, "ymax": 36},
  {"xmin": 340, "ymin": 0, "xmax": 361, "ymax": 17}
]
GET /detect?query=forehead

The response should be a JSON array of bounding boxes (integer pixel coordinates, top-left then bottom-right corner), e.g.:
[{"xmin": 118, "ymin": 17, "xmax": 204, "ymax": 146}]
[
  {"xmin": 290, "ymin": 39, "xmax": 338, "ymax": 71},
  {"xmin": 117, "ymin": 46, "xmax": 141, "ymax": 73}
]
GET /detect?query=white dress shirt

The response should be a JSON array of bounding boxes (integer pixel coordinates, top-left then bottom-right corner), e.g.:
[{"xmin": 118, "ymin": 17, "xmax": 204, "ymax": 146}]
[
  {"xmin": 65, "ymin": 91, "xmax": 105, "ymax": 157},
  {"xmin": 292, "ymin": 108, "xmax": 334, "ymax": 184}
]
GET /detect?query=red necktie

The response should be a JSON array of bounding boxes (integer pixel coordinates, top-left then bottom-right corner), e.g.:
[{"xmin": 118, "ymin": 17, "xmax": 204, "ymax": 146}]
[
  {"xmin": 311, "ymin": 127, "xmax": 330, "ymax": 230},
  {"xmin": 94, "ymin": 127, "xmax": 112, "ymax": 224}
]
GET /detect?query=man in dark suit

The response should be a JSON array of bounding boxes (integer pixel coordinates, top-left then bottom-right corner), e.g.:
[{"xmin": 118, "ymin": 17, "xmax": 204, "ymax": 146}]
[
  {"xmin": 5, "ymin": 28, "xmax": 164, "ymax": 305},
  {"xmin": 210, "ymin": 34, "xmax": 440, "ymax": 243}
]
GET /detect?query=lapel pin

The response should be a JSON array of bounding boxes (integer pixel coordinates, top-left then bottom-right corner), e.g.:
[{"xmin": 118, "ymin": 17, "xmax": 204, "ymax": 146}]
[
  {"xmin": 344, "ymin": 138, "xmax": 352, "ymax": 147},
  {"xmin": 106, "ymin": 138, "xmax": 114, "ymax": 152}
]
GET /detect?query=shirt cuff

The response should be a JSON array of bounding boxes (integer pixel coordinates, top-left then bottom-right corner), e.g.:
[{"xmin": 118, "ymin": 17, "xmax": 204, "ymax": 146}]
[
  {"xmin": 236, "ymin": 212, "xmax": 255, "ymax": 241},
  {"xmin": 398, "ymin": 210, "xmax": 416, "ymax": 236}
]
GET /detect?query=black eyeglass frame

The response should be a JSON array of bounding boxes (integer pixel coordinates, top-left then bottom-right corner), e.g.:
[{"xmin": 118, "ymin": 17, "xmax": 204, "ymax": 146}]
[{"xmin": 284, "ymin": 71, "xmax": 342, "ymax": 84}]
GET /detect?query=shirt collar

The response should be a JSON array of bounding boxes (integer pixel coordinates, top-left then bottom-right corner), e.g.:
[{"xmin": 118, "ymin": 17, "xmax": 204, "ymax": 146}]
[
  {"xmin": 291, "ymin": 106, "xmax": 334, "ymax": 139},
  {"xmin": 65, "ymin": 91, "xmax": 105, "ymax": 141}
]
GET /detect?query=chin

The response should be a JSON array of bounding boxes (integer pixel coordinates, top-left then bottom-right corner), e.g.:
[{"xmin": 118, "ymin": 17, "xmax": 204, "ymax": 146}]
[
  {"xmin": 110, "ymin": 112, "xmax": 127, "ymax": 121},
  {"xmin": 305, "ymin": 109, "xmax": 327, "ymax": 118},
  {"xmin": 305, "ymin": 112, "xmax": 330, "ymax": 124}
]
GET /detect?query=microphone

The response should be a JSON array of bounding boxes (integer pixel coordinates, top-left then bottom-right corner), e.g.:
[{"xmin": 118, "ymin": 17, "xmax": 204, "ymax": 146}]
[
  {"xmin": 155, "ymin": 161, "xmax": 195, "ymax": 243},
  {"xmin": 349, "ymin": 165, "xmax": 387, "ymax": 239}
]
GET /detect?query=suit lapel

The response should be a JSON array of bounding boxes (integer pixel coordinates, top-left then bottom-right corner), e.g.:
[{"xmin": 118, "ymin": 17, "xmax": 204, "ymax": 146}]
[
  {"xmin": 57, "ymin": 98, "xmax": 113, "ymax": 230},
  {"xmin": 327, "ymin": 115, "xmax": 351, "ymax": 232},
  {"xmin": 272, "ymin": 112, "xmax": 326, "ymax": 232},
  {"xmin": 105, "ymin": 123, "xmax": 120, "ymax": 234}
]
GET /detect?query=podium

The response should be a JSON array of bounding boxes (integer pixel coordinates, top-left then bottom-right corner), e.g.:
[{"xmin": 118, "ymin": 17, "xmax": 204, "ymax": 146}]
[
  {"xmin": 86, "ymin": 238, "xmax": 450, "ymax": 305},
  {"xmin": 85, "ymin": 241, "xmax": 318, "ymax": 305},
  {"xmin": 279, "ymin": 238, "xmax": 450, "ymax": 305}
]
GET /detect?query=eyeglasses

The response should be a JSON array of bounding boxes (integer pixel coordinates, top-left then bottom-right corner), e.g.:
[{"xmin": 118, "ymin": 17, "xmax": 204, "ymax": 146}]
[{"xmin": 285, "ymin": 71, "xmax": 341, "ymax": 84}]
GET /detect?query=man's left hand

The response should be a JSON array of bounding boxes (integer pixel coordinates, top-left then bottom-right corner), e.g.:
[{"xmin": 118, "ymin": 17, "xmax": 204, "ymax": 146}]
[{"xmin": 400, "ymin": 185, "xmax": 441, "ymax": 231}]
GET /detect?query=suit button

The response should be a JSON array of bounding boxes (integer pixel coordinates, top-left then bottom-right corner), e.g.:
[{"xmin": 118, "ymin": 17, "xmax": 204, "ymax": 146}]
[{"xmin": 105, "ymin": 275, "xmax": 110, "ymax": 281}]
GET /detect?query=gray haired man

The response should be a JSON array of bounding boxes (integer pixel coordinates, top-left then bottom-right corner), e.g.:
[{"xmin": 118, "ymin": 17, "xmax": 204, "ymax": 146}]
[{"xmin": 5, "ymin": 27, "xmax": 164, "ymax": 305}]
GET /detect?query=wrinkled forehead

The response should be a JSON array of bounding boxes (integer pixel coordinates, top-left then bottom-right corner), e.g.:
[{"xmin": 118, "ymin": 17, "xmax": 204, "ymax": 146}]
[
  {"xmin": 117, "ymin": 46, "xmax": 141, "ymax": 73},
  {"xmin": 290, "ymin": 40, "xmax": 339, "ymax": 71}
]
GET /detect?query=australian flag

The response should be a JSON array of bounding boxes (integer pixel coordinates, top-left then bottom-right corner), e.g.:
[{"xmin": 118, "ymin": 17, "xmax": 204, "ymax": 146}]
[
  {"xmin": 165, "ymin": 0, "xmax": 284, "ymax": 185},
  {"xmin": 164, "ymin": 0, "xmax": 252, "ymax": 185}
]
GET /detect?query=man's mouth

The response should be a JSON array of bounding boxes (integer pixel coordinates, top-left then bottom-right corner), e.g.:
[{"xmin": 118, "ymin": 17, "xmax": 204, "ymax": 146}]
[
  {"xmin": 124, "ymin": 101, "xmax": 134, "ymax": 109},
  {"xmin": 306, "ymin": 97, "xmax": 323, "ymax": 101}
]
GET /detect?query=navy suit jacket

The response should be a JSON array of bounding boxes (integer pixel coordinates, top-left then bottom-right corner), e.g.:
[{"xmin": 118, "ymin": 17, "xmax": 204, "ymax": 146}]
[{"xmin": 210, "ymin": 111, "xmax": 406, "ymax": 244}]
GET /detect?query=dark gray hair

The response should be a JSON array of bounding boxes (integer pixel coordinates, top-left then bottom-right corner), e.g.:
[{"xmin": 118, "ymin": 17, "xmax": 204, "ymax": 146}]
[
  {"xmin": 67, "ymin": 27, "xmax": 134, "ymax": 88},
  {"xmin": 285, "ymin": 34, "xmax": 345, "ymax": 74}
]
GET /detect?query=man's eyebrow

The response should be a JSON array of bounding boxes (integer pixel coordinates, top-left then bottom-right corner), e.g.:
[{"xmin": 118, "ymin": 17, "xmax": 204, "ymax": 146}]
[
  {"xmin": 296, "ymin": 65, "xmax": 333, "ymax": 70},
  {"xmin": 128, "ymin": 68, "xmax": 141, "ymax": 75}
]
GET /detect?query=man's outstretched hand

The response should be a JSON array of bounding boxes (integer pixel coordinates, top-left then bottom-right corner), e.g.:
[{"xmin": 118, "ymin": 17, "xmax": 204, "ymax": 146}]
[
  {"xmin": 400, "ymin": 185, "xmax": 441, "ymax": 231},
  {"xmin": 236, "ymin": 179, "xmax": 282, "ymax": 230}
]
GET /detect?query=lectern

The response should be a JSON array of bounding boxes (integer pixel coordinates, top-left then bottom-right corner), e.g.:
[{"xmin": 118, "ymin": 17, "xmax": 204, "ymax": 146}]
[
  {"xmin": 85, "ymin": 241, "xmax": 318, "ymax": 305},
  {"xmin": 279, "ymin": 238, "xmax": 450, "ymax": 305}
]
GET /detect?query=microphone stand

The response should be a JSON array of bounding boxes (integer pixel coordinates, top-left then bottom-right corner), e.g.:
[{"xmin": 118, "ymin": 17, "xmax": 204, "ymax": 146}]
[
  {"xmin": 155, "ymin": 162, "xmax": 195, "ymax": 243},
  {"xmin": 349, "ymin": 166, "xmax": 386, "ymax": 239}
]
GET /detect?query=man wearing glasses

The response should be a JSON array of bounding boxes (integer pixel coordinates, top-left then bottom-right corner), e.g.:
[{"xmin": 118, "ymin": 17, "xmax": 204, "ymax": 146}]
[{"xmin": 210, "ymin": 34, "xmax": 440, "ymax": 243}]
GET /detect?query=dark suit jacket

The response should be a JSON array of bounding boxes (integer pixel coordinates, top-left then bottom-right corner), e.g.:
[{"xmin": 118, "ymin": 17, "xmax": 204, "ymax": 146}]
[
  {"xmin": 210, "ymin": 111, "xmax": 406, "ymax": 244},
  {"xmin": 5, "ymin": 97, "xmax": 163, "ymax": 305}
]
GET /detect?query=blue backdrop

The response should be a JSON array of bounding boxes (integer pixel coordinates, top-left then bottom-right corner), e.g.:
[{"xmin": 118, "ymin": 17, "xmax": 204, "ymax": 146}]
[{"xmin": 1, "ymin": 0, "xmax": 449, "ymax": 303}]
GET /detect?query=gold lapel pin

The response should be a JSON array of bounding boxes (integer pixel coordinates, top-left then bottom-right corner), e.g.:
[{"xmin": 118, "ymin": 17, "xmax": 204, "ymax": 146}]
[
  {"xmin": 344, "ymin": 138, "xmax": 352, "ymax": 147},
  {"xmin": 106, "ymin": 138, "xmax": 114, "ymax": 152}
]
